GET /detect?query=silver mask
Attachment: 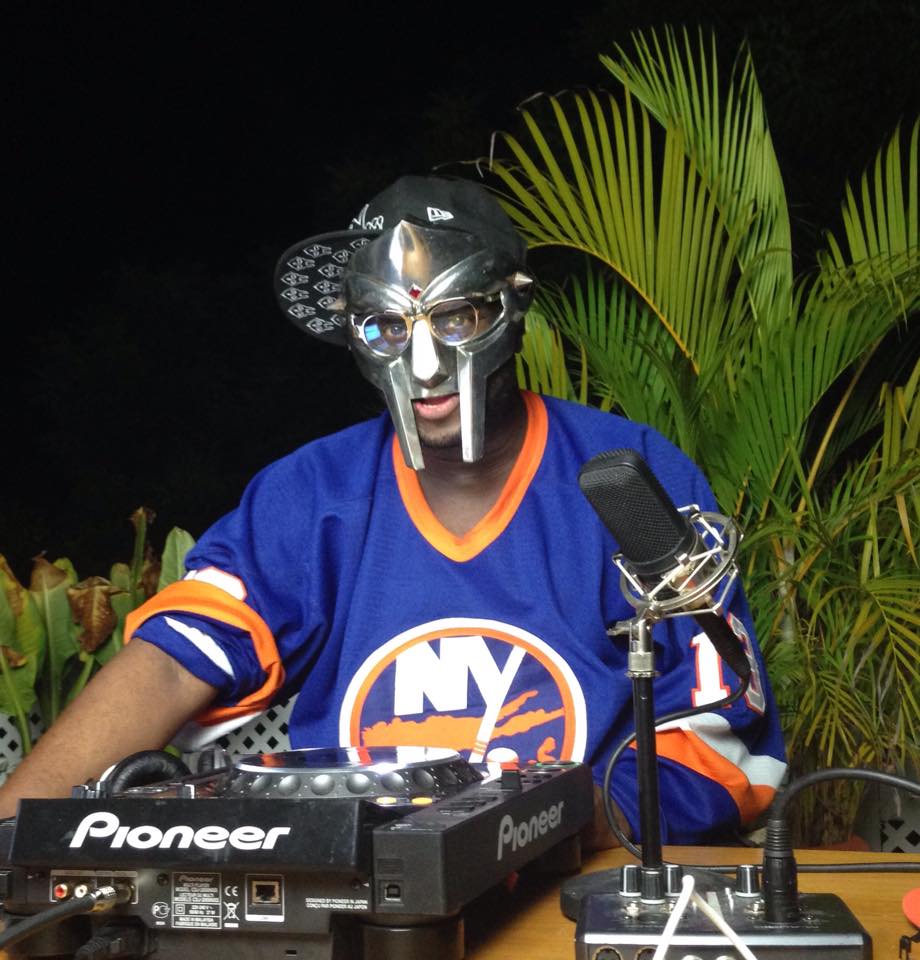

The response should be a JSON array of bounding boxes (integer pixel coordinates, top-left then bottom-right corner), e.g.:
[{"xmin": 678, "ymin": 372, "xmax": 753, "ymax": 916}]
[{"xmin": 343, "ymin": 221, "xmax": 533, "ymax": 469}]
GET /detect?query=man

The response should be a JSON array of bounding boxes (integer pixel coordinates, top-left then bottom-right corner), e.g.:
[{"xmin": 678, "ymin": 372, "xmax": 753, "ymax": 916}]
[{"xmin": 0, "ymin": 176, "xmax": 786, "ymax": 842}]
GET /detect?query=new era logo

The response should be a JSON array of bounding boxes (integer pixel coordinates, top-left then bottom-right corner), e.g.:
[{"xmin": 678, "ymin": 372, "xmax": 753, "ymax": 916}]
[{"xmin": 427, "ymin": 206, "xmax": 454, "ymax": 223}]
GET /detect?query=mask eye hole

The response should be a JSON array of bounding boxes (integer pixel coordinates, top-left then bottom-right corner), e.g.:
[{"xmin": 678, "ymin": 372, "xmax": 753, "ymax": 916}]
[
  {"xmin": 429, "ymin": 300, "xmax": 480, "ymax": 344},
  {"xmin": 476, "ymin": 293, "xmax": 504, "ymax": 328},
  {"xmin": 360, "ymin": 313, "xmax": 410, "ymax": 355}
]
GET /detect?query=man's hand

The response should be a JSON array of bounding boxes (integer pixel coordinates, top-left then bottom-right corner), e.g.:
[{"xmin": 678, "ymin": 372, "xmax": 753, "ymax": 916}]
[{"xmin": 0, "ymin": 640, "xmax": 217, "ymax": 818}]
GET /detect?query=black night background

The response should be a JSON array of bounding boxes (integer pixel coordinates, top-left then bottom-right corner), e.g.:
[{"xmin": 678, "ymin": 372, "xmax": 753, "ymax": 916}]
[{"xmin": 4, "ymin": 0, "xmax": 919, "ymax": 580}]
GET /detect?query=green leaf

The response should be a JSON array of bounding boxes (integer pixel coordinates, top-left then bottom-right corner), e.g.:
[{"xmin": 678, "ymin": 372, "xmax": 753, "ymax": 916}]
[
  {"xmin": 0, "ymin": 557, "xmax": 46, "ymax": 751},
  {"xmin": 29, "ymin": 556, "xmax": 79, "ymax": 725},
  {"xmin": 158, "ymin": 528, "xmax": 197, "ymax": 591},
  {"xmin": 109, "ymin": 562, "xmax": 133, "ymax": 593},
  {"xmin": 102, "ymin": 590, "xmax": 135, "ymax": 665}
]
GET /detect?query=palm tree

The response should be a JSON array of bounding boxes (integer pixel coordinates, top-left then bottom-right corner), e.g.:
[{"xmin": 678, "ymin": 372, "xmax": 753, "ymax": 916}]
[{"xmin": 492, "ymin": 26, "xmax": 919, "ymax": 844}]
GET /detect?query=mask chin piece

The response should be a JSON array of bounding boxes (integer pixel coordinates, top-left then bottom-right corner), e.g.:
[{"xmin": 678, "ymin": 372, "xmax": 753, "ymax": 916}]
[
  {"xmin": 386, "ymin": 365, "xmax": 427, "ymax": 471},
  {"xmin": 458, "ymin": 354, "xmax": 486, "ymax": 463}
]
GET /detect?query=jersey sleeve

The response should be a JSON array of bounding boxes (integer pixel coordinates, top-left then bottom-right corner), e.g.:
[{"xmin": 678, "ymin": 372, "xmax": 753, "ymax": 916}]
[
  {"xmin": 603, "ymin": 428, "xmax": 787, "ymax": 843},
  {"xmin": 124, "ymin": 453, "xmax": 325, "ymax": 726}
]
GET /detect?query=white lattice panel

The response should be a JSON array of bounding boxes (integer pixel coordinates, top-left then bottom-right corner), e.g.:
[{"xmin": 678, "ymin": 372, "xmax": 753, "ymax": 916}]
[
  {"xmin": 214, "ymin": 698, "xmax": 294, "ymax": 755},
  {"xmin": 0, "ymin": 710, "xmax": 45, "ymax": 784},
  {"xmin": 880, "ymin": 816, "xmax": 920, "ymax": 853}
]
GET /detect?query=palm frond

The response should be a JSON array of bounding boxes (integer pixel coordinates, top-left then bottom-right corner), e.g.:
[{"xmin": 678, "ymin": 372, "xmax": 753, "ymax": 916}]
[
  {"xmin": 493, "ymin": 86, "xmax": 753, "ymax": 383},
  {"xmin": 821, "ymin": 118, "xmax": 919, "ymax": 274},
  {"xmin": 516, "ymin": 307, "xmax": 579, "ymax": 403},
  {"xmin": 599, "ymin": 27, "xmax": 793, "ymax": 328}
]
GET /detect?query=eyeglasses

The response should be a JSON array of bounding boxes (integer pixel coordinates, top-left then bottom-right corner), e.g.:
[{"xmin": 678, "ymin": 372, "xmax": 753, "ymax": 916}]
[{"xmin": 353, "ymin": 295, "xmax": 503, "ymax": 358}]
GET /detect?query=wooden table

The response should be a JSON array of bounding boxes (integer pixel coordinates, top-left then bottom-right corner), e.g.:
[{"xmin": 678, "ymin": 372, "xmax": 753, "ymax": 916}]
[{"xmin": 465, "ymin": 846, "xmax": 919, "ymax": 958}]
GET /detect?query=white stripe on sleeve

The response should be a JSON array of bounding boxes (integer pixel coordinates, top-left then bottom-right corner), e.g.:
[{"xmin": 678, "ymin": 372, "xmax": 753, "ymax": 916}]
[
  {"xmin": 164, "ymin": 616, "xmax": 236, "ymax": 678},
  {"xmin": 657, "ymin": 713, "xmax": 787, "ymax": 789}
]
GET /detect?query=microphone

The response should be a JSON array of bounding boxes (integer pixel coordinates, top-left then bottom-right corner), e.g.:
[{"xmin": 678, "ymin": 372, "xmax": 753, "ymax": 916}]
[{"xmin": 578, "ymin": 448, "xmax": 750, "ymax": 681}]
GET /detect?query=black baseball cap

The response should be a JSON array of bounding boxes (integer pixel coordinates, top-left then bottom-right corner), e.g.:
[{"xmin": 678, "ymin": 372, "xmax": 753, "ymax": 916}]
[{"xmin": 274, "ymin": 175, "xmax": 527, "ymax": 347}]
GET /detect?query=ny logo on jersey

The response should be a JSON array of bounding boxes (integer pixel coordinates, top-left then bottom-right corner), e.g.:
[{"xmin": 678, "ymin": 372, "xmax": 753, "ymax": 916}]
[{"xmin": 338, "ymin": 618, "xmax": 587, "ymax": 764}]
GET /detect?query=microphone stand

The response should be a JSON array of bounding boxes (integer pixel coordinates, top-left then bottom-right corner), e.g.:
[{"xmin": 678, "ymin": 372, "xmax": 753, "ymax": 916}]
[{"xmin": 619, "ymin": 615, "xmax": 665, "ymax": 897}]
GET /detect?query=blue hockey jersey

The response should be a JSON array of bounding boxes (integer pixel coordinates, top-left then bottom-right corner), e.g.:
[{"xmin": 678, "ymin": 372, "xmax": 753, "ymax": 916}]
[{"xmin": 126, "ymin": 392, "xmax": 786, "ymax": 843}]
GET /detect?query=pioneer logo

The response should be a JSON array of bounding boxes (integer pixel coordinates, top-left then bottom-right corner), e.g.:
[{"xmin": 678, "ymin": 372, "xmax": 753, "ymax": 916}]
[
  {"xmin": 69, "ymin": 812, "xmax": 291, "ymax": 851},
  {"xmin": 496, "ymin": 800, "xmax": 564, "ymax": 860}
]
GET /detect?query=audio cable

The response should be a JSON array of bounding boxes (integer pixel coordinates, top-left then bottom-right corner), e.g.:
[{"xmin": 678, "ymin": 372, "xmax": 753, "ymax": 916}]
[{"xmin": 0, "ymin": 883, "xmax": 132, "ymax": 952}]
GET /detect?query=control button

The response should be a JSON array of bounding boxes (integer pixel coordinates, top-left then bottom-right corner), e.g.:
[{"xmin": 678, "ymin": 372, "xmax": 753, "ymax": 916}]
[
  {"xmin": 500, "ymin": 770, "xmax": 522, "ymax": 791},
  {"xmin": 346, "ymin": 773, "xmax": 372, "ymax": 794},
  {"xmin": 381, "ymin": 771, "xmax": 406, "ymax": 792},
  {"xmin": 664, "ymin": 863, "xmax": 684, "ymax": 897},
  {"xmin": 277, "ymin": 774, "xmax": 302, "ymax": 795},
  {"xmin": 311, "ymin": 774, "xmax": 335, "ymax": 795},
  {"xmin": 250, "ymin": 774, "xmax": 271, "ymax": 793},
  {"xmin": 640, "ymin": 867, "xmax": 664, "ymax": 903},
  {"xmin": 619, "ymin": 863, "xmax": 640, "ymax": 897},
  {"xmin": 735, "ymin": 863, "xmax": 760, "ymax": 897},
  {"xmin": 412, "ymin": 769, "xmax": 435, "ymax": 790}
]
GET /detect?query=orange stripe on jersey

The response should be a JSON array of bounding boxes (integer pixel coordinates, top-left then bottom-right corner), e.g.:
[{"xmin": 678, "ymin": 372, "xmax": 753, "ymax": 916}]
[
  {"xmin": 124, "ymin": 580, "xmax": 285, "ymax": 725},
  {"xmin": 393, "ymin": 391, "xmax": 549, "ymax": 562},
  {"xmin": 653, "ymin": 729, "xmax": 777, "ymax": 824}
]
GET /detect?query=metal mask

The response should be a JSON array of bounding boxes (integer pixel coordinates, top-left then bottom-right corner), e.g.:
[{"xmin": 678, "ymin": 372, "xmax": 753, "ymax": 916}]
[{"xmin": 344, "ymin": 221, "xmax": 533, "ymax": 470}]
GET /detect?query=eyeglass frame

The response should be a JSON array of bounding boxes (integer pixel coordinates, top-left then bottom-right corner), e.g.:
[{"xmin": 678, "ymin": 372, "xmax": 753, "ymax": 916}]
[{"xmin": 349, "ymin": 292, "xmax": 505, "ymax": 358}]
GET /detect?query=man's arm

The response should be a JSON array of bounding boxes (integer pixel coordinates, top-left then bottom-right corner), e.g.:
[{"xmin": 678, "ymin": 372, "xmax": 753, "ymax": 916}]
[{"xmin": 0, "ymin": 640, "xmax": 218, "ymax": 818}]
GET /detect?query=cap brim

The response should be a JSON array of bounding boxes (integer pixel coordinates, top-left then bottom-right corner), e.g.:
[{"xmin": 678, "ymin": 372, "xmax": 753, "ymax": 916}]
[{"xmin": 274, "ymin": 229, "xmax": 378, "ymax": 346}]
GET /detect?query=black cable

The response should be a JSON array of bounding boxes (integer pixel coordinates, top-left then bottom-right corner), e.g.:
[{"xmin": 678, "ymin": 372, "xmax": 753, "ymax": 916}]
[
  {"xmin": 0, "ymin": 894, "xmax": 97, "ymax": 951},
  {"xmin": 0, "ymin": 884, "xmax": 127, "ymax": 951},
  {"xmin": 74, "ymin": 923, "xmax": 147, "ymax": 959},
  {"xmin": 602, "ymin": 673, "xmax": 751, "ymax": 859},
  {"xmin": 773, "ymin": 767, "xmax": 920, "ymax": 822},
  {"xmin": 663, "ymin": 859, "xmax": 920, "ymax": 874},
  {"xmin": 762, "ymin": 768, "xmax": 920, "ymax": 922},
  {"xmin": 797, "ymin": 861, "xmax": 920, "ymax": 873}
]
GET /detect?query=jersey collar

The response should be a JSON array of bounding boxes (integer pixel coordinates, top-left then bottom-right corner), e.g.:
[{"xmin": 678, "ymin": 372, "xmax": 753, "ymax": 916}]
[{"xmin": 392, "ymin": 391, "xmax": 548, "ymax": 562}]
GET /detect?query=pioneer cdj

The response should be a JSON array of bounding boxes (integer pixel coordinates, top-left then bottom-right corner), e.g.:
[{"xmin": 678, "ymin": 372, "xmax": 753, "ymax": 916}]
[{"xmin": 0, "ymin": 746, "xmax": 594, "ymax": 959}]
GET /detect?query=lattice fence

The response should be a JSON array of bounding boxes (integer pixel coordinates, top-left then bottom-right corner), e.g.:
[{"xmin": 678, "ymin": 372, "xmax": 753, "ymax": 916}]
[
  {"xmin": 210, "ymin": 699, "xmax": 294, "ymax": 755},
  {"xmin": 0, "ymin": 702, "xmax": 295, "ymax": 784}
]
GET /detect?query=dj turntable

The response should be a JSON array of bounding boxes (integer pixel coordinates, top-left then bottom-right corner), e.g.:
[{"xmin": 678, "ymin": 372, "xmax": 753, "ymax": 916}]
[{"xmin": 0, "ymin": 746, "xmax": 594, "ymax": 959}]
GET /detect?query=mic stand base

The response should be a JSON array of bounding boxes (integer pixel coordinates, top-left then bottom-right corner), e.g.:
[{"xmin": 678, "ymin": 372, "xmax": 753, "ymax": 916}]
[{"xmin": 561, "ymin": 866, "xmax": 870, "ymax": 959}]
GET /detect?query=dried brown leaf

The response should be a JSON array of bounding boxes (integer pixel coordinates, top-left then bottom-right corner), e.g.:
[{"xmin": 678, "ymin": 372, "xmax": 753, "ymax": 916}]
[
  {"xmin": 67, "ymin": 577, "xmax": 125, "ymax": 653},
  {"xmin": 29, "ymin": 554, "xmax": 68, "ymax": 593},
  {"xmin": 141, "ymin": 560, "xmax": 161, "ymax": 599},
  {"xmin": 1, "ymin": 645, "xmax": 27, "ymax": 668},
  {"xmin": 0, "ymin": 556, "xmax": 25, "ymax": 616}
]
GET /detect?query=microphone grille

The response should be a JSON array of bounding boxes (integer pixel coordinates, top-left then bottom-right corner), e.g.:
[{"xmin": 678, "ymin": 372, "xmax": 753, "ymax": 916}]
[{"xmin": 578, "ymin": 448, "xmax": 694, "ymax": 568}]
